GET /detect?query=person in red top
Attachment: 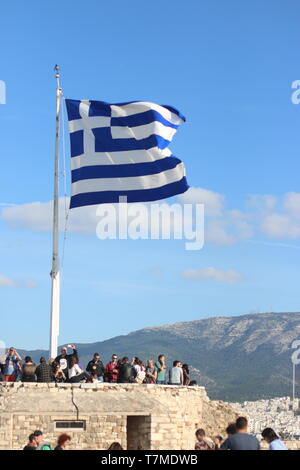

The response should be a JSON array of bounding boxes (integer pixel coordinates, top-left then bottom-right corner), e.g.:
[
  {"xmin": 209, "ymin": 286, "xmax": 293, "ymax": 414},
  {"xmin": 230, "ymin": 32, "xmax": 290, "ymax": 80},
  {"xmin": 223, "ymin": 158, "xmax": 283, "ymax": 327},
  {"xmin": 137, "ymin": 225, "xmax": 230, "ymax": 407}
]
[{"xmin": 105, "ymin": 354, "xmax": 119, "ymax": 382}]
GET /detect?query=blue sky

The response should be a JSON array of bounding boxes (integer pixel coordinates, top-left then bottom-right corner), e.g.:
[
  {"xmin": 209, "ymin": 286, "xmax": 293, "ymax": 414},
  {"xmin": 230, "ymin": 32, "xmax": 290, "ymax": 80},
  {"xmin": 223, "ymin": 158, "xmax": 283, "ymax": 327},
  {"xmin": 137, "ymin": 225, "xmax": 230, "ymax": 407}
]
[{"xmin": 0, "ymin": 0, "xmax": 300, "ymax": 350}]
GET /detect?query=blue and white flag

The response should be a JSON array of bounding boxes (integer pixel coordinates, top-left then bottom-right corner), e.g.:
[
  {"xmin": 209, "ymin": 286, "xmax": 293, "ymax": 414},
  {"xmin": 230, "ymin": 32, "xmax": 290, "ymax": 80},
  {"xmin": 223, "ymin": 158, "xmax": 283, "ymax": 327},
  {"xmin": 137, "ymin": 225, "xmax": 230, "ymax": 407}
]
[{"xmin": 65, "ymin": 99, "xmax": 189, "ymax": 209}]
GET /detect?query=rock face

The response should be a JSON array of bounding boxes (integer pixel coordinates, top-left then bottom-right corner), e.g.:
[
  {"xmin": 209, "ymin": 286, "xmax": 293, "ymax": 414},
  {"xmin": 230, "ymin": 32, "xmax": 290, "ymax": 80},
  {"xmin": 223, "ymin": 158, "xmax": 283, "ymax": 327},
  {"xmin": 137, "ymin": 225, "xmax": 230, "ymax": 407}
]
[
  {"xmin": 0, "ymin": 383, "xmax": 239, "ymax": 450},
  {"xmin": 19, "ymin": 312, "xmax": 300, "ymax": 401}
]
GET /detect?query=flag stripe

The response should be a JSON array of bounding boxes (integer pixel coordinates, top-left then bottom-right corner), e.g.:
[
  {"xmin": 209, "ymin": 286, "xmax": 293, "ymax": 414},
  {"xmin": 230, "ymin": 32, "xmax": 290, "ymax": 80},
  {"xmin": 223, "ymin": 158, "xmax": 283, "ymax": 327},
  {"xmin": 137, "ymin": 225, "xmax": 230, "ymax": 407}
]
[
  {"xmin": 111, "ymin": 121, "xmax": 177, "ymax": 141},
  {"xmin": 70, "ymin": 148, "xmax": 172, "ymax": 169},
  {"xmin": 111, "ymin": 109, "xmax": 178, "ymax": 129},
  {"xmin": 71, "ymin": 162, "xmax": 185, "ymax": 194},
  {"xmin": 71, "ymin": 156, "xmax": 182, "ymax": 182},
  {"xmin": 111, "ymin": 101, "xmax": 185, "ymax": 124},
  {"xmin": 70, "ymin": 177, "xmax": 189, "ymax": 208},
  {"xmin": 93, "ymin": 128, "xmax": 171, "ymax": 153}
]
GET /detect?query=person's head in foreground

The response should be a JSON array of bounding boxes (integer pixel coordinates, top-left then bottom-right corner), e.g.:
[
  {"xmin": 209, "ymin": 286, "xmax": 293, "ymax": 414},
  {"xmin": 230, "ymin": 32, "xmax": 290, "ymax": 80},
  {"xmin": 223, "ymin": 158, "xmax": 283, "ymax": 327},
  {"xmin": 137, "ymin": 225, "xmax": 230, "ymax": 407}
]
[
  {"xmin": 33, "ymin": 430, "xmax": 43, "ymax": 445},
  {"xmin": 214, "ymin": 435, "xmax": 223, "ymax": 448},
  {"xmin": 108, "ymin": 442, "xmax": 123, "ymax": 450},
  {"xmin": 261, "ymin": 428, "xmax": 288, "ymax": 450},
  {"xmin": 195, "ymin": 428, "xmax": 206, "ymax": 442},
  {"xmin": 57, "ymin": 433, "xmax": 71, "ymax": 450},
  {"xmin": 25, "ymin": 433, "xmax": 37, "ymax": 449},
  {"xmin": 226, "ymin": 423, "xmax": 237, "ymax": 436},
  {"xmin": 261, "ymin": 428, "xmax": 279, "ymax": 443},
  {"xmin": 236, "ymin": 417, "xmax": 248, "ymax": 433}
]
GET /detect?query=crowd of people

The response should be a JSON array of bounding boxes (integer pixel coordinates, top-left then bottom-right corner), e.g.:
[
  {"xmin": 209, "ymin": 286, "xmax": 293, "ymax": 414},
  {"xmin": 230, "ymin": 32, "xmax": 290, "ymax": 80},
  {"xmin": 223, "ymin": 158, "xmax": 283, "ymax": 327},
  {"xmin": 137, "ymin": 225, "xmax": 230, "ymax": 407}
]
[
  {"xmin": 194, "ymin": 417, "xmax": 288, "ymax": 451},
  {"xmin": 0, "ymin": 346, "xmax": 196, "ymax": 386},
  {"xmin": 2, "ymin": 347, "xmax": 290, "ymax": 451}
]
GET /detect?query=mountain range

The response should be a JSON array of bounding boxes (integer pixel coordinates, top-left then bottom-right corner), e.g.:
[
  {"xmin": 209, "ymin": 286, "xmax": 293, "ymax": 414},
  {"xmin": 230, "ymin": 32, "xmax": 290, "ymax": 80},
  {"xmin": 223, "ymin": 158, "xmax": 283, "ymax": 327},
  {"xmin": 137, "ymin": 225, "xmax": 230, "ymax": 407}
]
[{"xmin": 18, "ymin": 311, "xmax": 300, "ymax": 402}]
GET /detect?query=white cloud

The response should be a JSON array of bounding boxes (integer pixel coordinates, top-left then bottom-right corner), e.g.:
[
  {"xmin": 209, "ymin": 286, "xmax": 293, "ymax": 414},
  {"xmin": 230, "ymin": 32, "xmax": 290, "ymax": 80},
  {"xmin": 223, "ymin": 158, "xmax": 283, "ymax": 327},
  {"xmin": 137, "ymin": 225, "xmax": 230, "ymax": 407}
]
[
  {"xmin": 0, "ymin": 274, "xmax": 37, "ymax": 288},
  {"xmin": 261, "ymin": 213, "xmax": 300, "ymax": 239},
  {"xmin": 179, "ymin": 187, "xmax": 224, "ymax": 216},
  {"xmin": 181, "ymin": 267, "xmax": 244, "ymax": 284},
  {"xmin": 247, "ymin": 194, "xmax": 277, "ymax": 212},
  {"xmin": 0, "ymin": 275, "xmax": 15, "ymax": 287},
  {"xmin": 2, "ymin": 190, "xmax": 300, "ymax": 245},
  {"xmin": 1, "ymin": 198, "xmax": 99, "ymax": 235},
  {"xmin": 283, "ymin": 192, "xmax": 300, "ymax": 218}
]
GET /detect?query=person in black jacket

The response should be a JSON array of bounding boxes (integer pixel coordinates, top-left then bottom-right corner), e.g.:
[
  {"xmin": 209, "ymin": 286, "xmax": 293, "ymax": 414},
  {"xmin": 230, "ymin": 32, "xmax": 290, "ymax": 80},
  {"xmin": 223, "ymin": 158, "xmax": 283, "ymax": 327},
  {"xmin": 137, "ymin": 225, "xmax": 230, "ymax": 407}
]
[
  {"xmin": 117, "ymin": 357, "xmax": 137, "ymax": 383},
  {"xmin": 86, "ymin": 353, "xmax": 105, "ymax": 382},
  {"xmin": 54, "ymin": 345, "xmax": 77, "ymax": 381}
]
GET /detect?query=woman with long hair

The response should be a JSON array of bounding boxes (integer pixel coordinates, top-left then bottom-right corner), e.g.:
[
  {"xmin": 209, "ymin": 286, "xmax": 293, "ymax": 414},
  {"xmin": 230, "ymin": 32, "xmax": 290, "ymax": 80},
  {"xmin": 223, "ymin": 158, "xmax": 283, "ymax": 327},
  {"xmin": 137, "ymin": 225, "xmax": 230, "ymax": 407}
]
[
  {"xmin": 261, "ymin": 428, "xmax": 288, "ymax": 450},
  {"xmin": 145, "ymin": 359, "xmax": 157, "ymax": 384},
  {"xmin": 68, "ymin": 354, "xmax": 92, "ymax": 383},
  {"xmin": 21, "ymin": 356, "xmax": 36, "ymax": 382},
  {"xmin": 182, "ymin": 364, "xmax": 191, "ymax": 386}
]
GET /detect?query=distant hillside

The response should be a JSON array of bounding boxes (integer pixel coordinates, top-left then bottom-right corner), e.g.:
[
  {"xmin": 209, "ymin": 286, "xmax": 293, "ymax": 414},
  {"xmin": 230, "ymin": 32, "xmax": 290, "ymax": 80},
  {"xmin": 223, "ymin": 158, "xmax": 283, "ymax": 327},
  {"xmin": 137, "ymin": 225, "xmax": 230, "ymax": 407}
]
[{"xmin": 19, "ymin": 312, "xmax": 300, "ymax": 402}]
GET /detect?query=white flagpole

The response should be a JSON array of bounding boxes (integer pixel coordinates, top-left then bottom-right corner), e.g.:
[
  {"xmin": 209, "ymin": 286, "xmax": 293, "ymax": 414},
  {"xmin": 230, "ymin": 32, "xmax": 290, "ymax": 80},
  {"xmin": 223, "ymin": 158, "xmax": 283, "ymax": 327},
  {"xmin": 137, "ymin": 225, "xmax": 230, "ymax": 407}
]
[{"xmin": 49, "ymin": 65, "xmax": 62, "ymax": 359}]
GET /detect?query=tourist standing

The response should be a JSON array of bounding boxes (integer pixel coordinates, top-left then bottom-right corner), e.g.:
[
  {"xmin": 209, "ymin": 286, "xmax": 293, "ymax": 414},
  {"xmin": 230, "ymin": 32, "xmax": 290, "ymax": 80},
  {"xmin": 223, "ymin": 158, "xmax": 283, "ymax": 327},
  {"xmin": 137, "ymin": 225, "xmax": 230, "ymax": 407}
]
[
  {"xmin": 117, "ymin": 357, "xmax": 137, "ymax": 383},
  {"xmin": 21, "ymin": 356, "xmax": 36, "ymax": 382},
  {"xmin": 145, "ymin": 360, "xmax": 157, "ymax": 384},
  {"xmin": 0, "ymin": 347, "xmax": 22, "ymax": 382},
  {"xmin": 169, "ymin": 361, "xmax": 183, "ymax": 385},
  {"xmin": 105, "ymin": 354, "xmax": 119, "ymax": 383},
  {"xmin": 221, "ymin": 417, "xmax": 260, "ymax": 450},
  {"xmin": 35, "ymin": 357, "xmax": 55, "ymax": 383},
  {"xmin": 86, "ymin": 353, "xmax": 105, "ymax": 382},
  {"xmin": 155, "ymin": 354, "xmax": 167, "ymax": 385},
  {"xmin": 261, "ymin": 428, "xmax": 288, "ymax": 450},
  {"xmin": 55, "ymin": 344, "xmax": 77, "ymax": 380},
  {"xmin": 182, "ymin": 364, "xmax": 191, "ymax": 385},
  {"xmin": 132, "ymin": 357, "xmax": 146, "ymax": 384}
]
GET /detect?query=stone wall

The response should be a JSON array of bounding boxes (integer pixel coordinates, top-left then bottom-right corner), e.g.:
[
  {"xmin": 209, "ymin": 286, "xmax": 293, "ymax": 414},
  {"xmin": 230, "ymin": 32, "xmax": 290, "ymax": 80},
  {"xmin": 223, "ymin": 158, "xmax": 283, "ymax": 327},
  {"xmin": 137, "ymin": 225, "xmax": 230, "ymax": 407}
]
[{"xmin": 0, "ymin": 382, "xmax": 240, "ymax": 450}]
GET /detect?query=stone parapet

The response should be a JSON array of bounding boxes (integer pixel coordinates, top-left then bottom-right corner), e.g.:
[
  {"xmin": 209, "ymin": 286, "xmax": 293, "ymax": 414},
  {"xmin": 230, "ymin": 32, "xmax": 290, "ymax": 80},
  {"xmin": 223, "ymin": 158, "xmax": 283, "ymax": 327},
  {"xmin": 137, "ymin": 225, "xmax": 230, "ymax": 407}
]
[{"xmin": 0, "ymin": 383, "xmax": 239, "ymax": 450}]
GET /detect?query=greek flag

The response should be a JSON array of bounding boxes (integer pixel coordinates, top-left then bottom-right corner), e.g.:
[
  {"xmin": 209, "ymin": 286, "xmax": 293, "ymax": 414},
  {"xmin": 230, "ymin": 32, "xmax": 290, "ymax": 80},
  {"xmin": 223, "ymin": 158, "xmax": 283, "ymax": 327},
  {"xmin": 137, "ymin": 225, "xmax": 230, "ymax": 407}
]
[{"xmin": 65, "ymin": 99, "xmax": 189, "ymax": 209}]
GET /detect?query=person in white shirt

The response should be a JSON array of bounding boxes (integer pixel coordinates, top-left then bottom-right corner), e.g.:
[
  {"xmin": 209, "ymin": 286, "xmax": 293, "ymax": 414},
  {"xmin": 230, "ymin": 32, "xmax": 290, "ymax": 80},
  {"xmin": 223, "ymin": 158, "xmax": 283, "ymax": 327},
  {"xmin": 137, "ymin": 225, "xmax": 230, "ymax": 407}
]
[
  {"xmin": 261, "ymin": 428, "xmax": 288, "ymax": 450},
  {"xmin": 68, "ymin": 355, "xmax": 92, "ymax": 383}
]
